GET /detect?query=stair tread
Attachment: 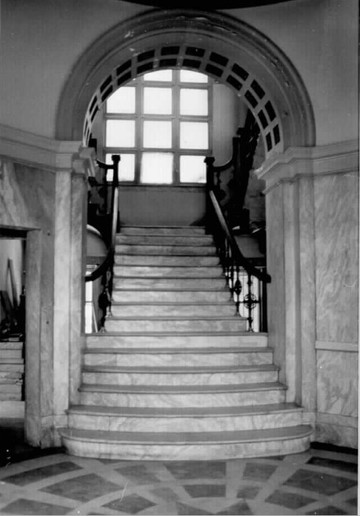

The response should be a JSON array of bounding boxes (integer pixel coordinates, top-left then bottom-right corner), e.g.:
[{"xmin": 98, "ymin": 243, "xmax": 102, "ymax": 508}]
[
  {"xmin": 69, "ymin": 402, "xmax": 301, "ymax": 417},
  {"xmin": 85, "ymin": 346, "xmax": 271, "ymax": 354},
  {"xmin": 83, "ymin": 364, "xmax": 279, "ymax": 373},
  {"xmin": 107, "ymin": 315, "xmax": 245, "ymax": 321},
  {"xmin": 80, "ymin": 381, "xmax": 286, "ymax": 393},
  {"xmin": 60, "ymin": 425, "xmax": 312, "ymax": 444}
]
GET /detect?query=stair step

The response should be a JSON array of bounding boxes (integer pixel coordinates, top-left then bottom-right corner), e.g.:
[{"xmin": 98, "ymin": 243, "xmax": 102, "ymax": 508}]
[
  {"xmin": 79, "ymin": 381, "xmax": 286, "ymax": 407},
  {"xmin": 115, "ymin": 244, "xmax": 216, "ymax": 256},
  {"xmin": 60, "ymin": 425, "xmax": 313, "ymax": 460},
  {"xmin": 82, "ymin": 364, "xmax": 279, "ymax": 386},
  {"xmin": 112, "ymin": 289, "xmax": 232, "ymax": 303},
  {"xmin": 105, "ymin": 315, "xmax": 247, "ymax": 333},
  {"xmin": 114, "ymin": 265, "xmax": 223, "ymax": 278},
  {"xmin": 115, "ymin": 255, "xmax": 219, "ymax": 266},
  {"xmin": 116, "ymin": 234, "xmax": 214, "ymax": 246},
  {"xmin": 86, "ymin": 333, "xmax": 268, "ymax": 349},
  {"xmin": 111, "ymin": 302, "xmax": 236, "ymax": 317},
  {"xmin": 84, "ymin": 347, "xmax": 273, "ymax": 367},
  {"xmin": 120, "ymin": 226, "xmax": 206, "ymax": 236},
  {"xmin": 113, "ymin": 277, "xmax": 227, "ymax": 290},
  {"xmin": 68, "ymin": 402, "xmax": 305, "ymax": 432}
]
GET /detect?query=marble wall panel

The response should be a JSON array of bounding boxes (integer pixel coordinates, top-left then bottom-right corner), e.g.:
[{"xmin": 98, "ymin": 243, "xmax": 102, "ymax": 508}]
[
  {"xmin": 316, "ymin": 350, "xmax": 358, "ymax": 417},
  {"xmin": 314, "ymin": 172, "xmax": 358, "ymax": 344},
  {"xmin": 266, "ymin": 184, "xmax": 286, "ymax": 378}
]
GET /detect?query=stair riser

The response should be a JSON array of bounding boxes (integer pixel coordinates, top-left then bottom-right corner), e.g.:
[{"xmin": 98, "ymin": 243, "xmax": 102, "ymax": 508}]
[
  {"xmin": 115, "ymin": 255, "xmax": 219, "ymax": 266},
  {"xmin": 68, "ymin": 410, "xmax": 303, "ymax": 433},
  {"xmin": 105, "ymin": 318, "xmax": 247, "ymax": 333},
  {"xmin": 114, "ymin": 266, "xmax": 223, "ymax": 278},
  {"xmin": 111, "ymin": 304, "xmax": 236, "ymax": 317},
  {"xmin": 86, "ymin": 334, "xmax": 268, "ymax": 349},
  {"xmin": 62, "ymin": 435, "xmax": 310, "ymax": 461},
  {"xmin": 121, "ymin": 227, "xmax": 206, "ymax": 236},
  {"xmin": 0, "ymin": 364, "xmax": 24, "ymax": 372},
  {"xmin": 113, "ymin": 278, "xmax": 227, "ymax": 290},
  {"xmin": 79, "ymin": 389, "xmax": 286, "ymax": 408},
  {"xmin": 84, "ymin": 352, "xmax": 273, "ymax": 367},
  {"xmin": 115, "ymin": 245, "xmax": 216, "ymax": 256},
  {"xmin": 0, "ymin": 351, "xmax": 23, "ymax": 359},
  {"xmin": 112, "ymin": 290, "xmax": 231, "ymax": 303},
  {"xmin": 116, "ymin": 235, "xmax": 214, "ymax": 245},
  {"xmin": 82, "ymin": 370, "xmax": 279, "ymax": 386}
]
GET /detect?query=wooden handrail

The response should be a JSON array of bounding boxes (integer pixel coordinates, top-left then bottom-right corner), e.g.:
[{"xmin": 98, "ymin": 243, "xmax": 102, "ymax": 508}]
[{"xmin": 209, "ymin": 190, "xmax": 270, "ymax": 283}]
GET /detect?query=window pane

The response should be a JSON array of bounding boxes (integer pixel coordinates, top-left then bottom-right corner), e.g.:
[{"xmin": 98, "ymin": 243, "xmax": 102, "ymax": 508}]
[
  {"xmin": 141, "ymin": 153, "xmax": 173, "ymax": 183},
  {"xmin": 180, "ymin": 122, "xmax": 208, "ymax": 149},
  {"xmin": 143, "ymin": 70, "xmax": 173, "ymax": 82},
  {"xmin": 180, "ymin": 89, "xmax": 208, "ymax": 116},
  {"xmin": 144, "ymin": 88, "xmax": 172, "ymax": 114},
  {"xmin": 143, "ymin": 121, "xmax": 172, "ymax": 148},
  {"xmin": 180, "ymin": 156, "xmax": 206, "ymax": 183},
  {"xmin": 106, "ymin": 120, "xmax": 135, "ymax": 147},
  {"xmin": 106, "ymin": 154, "xmax": 135, "ymax": 181},
  {"xmin": 180, "ymin": 70, "xmax": 208, "ymax": 83},
  {"xmin": 106, "ymin": 87, "xmax": 135, "ymax": 114}
]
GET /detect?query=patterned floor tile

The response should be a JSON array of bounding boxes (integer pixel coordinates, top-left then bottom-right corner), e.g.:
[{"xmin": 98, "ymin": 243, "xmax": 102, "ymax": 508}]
[
  {"xmin": 265, "ymin": 489, "xmax": 316, "ymax": 509},
  {"xmin": 243, "ymin": 462, "xmax": 277, "ymax": 481},
  {"xmin": 183, "ymin": 484, "xmax": 226, "ymax": 498},
  {"xmin": 305, "ymin": 506, "xmax": 348, "ymax": 515},
  {"xmin": 176, "ymin": 501, "xmax": 213, "ymax": 515},
  {"xmin": 216, "ymin": 500, "xmax": 252, "ymax": 515},
  {"xmin": 284, "ymin": 469, "xmax": 357, "ymax": 496},
  {"xmin": 307, "ymin": 456, "xmax": 358, "ymax": 473},
  {"xmin": 165, "ymin": 461, "xmax": 226, "ymax": 480},
  {"xmin": 0, "ymin": 498, "xmax": 70, "ymax": 515},
  {"xmin": 236, "ymin": 485, "xmax": 260, "ymax": 499},
  {"xmin": 103, "ymin": 493, "xmax": 156, "ymax": 513},
  {"xmin": 40, "ymin": 473, "xmax": 122, "ymax": 502},
  {"xmin": 116, "ymin": 464, "xmax": 161, "ymax": 484},
  {"xmin": 2, "ymin": 461, "xmax": 82, "ymax": 486}
]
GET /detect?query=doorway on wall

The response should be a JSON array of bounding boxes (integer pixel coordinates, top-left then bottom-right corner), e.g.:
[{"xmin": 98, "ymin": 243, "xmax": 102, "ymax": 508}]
[{"xmin": 0, "ymin": 229, "xmax": 27, "ymax": 464}]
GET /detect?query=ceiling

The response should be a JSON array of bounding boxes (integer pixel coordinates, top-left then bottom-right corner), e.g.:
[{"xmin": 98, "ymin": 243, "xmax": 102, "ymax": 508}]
[{"xmin": 121, "ymin": 0, "xmax": 296, "ymax": 9}]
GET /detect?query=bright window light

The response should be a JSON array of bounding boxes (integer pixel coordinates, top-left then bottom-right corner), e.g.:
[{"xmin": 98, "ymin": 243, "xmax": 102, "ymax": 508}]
[
  {"xmin": 106, "ymin": 120, "xmax": 135, "ymax": 147},
  {"xmin": 180, "ymin": 70, "xmax": 208, "ymax": 83},
  {"xmin": 144, "ymin": 87, "xmax": 172, "ymax": 114},
  {"xmin": 141, "ymin": 153, "xmax": 173, "ymax": 183},
  {"xmin": 180, "ymin": 89, "xmax": 208, "ymax": 116},
  {"xmin": 179, "ymin": 155, "xmax": 206, "ymax": 183},
  {"xmin": 106, "ymin": 87, "xmax": 135, "ymax": 114},
  {"xmin": 180, "ymin": 122, "xmax": 208, "ymax": 149},
  {"xmin": 106, "ymin": 154, "xmax": 135, "ymax": 181},
  {"xmin": 143, "ymin": 70, "xmax": 173, "ymax": 82},
  {"xmin": 143, "ymin": 121, "xmax": 172, "ymax": 148}
]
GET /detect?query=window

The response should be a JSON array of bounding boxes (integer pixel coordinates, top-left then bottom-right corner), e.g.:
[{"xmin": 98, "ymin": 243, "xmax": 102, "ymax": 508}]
[{"xmin": 104, "ymin": 69, "xmax": 211, "ymax": 184}]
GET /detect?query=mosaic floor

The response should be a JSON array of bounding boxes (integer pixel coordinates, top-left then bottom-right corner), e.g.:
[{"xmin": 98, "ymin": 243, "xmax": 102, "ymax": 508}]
[{"xmin": 0, "ymin": 439, "xmax": 357, "ymax": 515}]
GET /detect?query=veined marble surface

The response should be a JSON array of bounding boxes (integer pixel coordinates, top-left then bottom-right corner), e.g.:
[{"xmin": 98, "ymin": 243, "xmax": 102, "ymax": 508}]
[
  {"xmin": 317, "ymin": 350, "xmax": 358, "ymax": 417},
  {"xmin": 315, "ymin": 172, "xmax": 358, "ymax": 343}
]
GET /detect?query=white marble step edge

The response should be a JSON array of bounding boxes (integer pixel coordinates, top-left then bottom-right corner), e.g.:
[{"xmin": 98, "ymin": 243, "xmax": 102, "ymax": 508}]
[
  {"xmin": 84, "ymin": 345, "xmax": 272, "ymax": 354},
  {"xmin": 82, "ymin": 364, "xmax": 279, "ymax": 374},
  {"xmin": 59, "ymin": 425, "xmax": 313, "ymax": 460},
  {"xmin": 120, "ymin": 226, "xmax": 207, "ymax": 235},
  {"xmin": 85, "ymin": 333, "xmax": 268, "ymax": 349},
  {"xmin": 67, "ymin": 403, "xmax": 305, "ymax": 432}
]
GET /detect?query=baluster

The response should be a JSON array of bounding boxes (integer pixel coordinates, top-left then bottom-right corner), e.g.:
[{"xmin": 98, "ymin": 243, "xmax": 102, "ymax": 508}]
[
  {"xmin": 246, "ymin": 273, "xmax": 254, "ymax": 332},
  {"xmin": 233, "ymin": 264, "xmax": 242, "ymax": 315}
]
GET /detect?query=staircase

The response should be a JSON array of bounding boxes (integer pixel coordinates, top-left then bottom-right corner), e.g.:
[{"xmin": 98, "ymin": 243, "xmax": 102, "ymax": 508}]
[{"xmin": 61, "ymin": 226, "xmax": 312, "ymax": 460}]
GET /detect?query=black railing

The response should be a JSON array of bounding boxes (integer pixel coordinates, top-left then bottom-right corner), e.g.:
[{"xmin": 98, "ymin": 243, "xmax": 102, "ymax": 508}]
[
  {"xmin": 85, "ymin": 155, "xmax": 120, "ymax": 330},
  {"xmin": 205, "ymin": 131, "xmax": 270, "ymax": 332}
]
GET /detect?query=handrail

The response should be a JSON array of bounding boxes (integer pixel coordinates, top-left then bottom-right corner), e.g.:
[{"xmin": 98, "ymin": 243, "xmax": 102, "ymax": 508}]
[
  {"xmin": 85, "ymin": 154, "xmax": 120, "ymax": 330},
  {"xmin": 205, "ymin": 123, "xmax": 270, "ymax": 332},
  {"xmin": 209, "ymin": 190, "xmax": 270, "ymax": 283}
]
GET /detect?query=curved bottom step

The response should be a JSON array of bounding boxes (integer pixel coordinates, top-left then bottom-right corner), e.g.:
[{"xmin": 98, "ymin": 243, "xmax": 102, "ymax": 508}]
[{"xmin": 60, "ymin": 425, "xmax": 312, "ymax": 460}]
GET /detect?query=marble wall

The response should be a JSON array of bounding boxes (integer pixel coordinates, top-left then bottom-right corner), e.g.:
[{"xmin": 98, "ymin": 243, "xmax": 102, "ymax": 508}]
[{"xmin": 258, "ymin": 141, "xmax": 358, "ymax": 449}]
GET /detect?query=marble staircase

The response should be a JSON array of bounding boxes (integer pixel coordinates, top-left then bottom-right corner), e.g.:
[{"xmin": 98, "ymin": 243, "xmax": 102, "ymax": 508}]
[{"xmin": 61, "ymin": 226, "xmax": 313, "ymax": 459}]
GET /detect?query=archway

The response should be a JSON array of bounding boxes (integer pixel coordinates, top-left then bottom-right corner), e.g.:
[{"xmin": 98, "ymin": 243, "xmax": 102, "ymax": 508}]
[{"xmin": 56, "ymin": 9, "xmax": 315, "ymax": 155}]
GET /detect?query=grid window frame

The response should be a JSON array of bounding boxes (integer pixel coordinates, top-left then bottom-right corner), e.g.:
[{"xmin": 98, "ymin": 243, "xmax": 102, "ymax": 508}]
[{"xmin": 104, "ymin": 69, "xmax": 213, "ymax": 185}]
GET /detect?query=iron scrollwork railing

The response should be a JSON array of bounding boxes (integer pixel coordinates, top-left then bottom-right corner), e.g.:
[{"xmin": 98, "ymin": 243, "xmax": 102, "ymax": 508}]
[
  {"xmin": 205, "ymin": 136, "xmax": 270, "ymax": 332},
  {"xmin": 85, "ymin": 155, "xmax": 120, "ymax": 330}
]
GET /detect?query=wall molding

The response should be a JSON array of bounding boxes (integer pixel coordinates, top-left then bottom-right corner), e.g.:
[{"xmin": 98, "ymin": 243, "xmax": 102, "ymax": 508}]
[
  {"xmin": 316, "ymin": 341, "xmax": 358, "ymax": 353},
  {"xmin": 0, "ymin": 124, "xmax": 81, "ymax": 172},
  {"xmin": 256, "ymin": 139, "xmax": 358, "ymax": 192}
]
